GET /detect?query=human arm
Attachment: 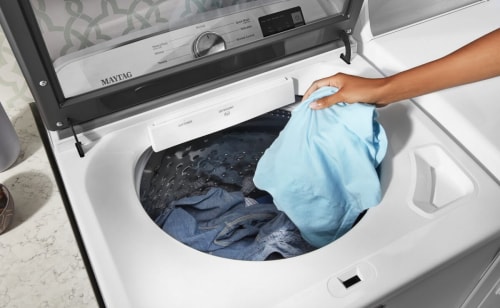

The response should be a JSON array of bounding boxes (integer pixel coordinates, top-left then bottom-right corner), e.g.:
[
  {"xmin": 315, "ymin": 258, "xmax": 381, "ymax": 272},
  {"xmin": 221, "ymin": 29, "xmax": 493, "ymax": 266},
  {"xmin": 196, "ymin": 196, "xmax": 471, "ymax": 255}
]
[{"xmin": 303, "ymin": 28, "xmax": 500, "ymax": 109}]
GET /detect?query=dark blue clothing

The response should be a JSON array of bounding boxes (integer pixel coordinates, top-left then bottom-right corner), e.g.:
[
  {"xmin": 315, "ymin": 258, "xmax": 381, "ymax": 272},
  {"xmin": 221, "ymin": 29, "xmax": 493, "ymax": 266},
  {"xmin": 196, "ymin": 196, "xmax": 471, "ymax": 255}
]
[{"xmin": 155, "ymin": 188, "xmax": 314, "ymax": 261}]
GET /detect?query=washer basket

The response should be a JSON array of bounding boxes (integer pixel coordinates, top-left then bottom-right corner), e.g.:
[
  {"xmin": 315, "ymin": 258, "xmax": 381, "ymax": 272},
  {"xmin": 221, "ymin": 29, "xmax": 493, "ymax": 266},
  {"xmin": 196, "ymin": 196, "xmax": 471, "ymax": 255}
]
[{"xmin": 139, "ymin": 109, "xmax": 291, "ymax": 220}]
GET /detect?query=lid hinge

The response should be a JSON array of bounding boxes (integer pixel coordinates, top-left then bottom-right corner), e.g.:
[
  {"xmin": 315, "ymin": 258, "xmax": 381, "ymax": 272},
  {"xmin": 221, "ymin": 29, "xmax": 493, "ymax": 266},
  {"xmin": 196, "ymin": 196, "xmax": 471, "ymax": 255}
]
[
  {"xmin": 339, "ymin": 30, "xmax": 352, "ymax": 65},
  {"xmin": 68, "ymin": 119, "xmax": 85, "ymax": 158}
]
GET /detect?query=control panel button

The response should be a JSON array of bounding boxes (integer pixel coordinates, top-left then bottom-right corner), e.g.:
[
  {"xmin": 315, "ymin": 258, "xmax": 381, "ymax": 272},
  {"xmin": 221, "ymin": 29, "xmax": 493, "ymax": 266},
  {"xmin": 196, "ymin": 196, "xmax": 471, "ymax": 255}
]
[{"xmin": 192, "ymin": 31, "xmax": 226, "ymax": 58}]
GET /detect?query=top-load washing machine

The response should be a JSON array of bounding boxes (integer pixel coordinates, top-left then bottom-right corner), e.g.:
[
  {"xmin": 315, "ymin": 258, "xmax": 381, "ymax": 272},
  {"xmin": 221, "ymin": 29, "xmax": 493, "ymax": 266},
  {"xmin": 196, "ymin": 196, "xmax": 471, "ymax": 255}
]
[{"xmin": 1, "ymin": 0, "xmax": 499, "ymax": 307}]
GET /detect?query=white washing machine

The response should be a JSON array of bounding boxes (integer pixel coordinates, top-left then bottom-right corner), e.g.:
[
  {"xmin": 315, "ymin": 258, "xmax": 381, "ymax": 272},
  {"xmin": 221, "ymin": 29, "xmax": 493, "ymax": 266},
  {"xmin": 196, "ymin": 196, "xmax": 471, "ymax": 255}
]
[{"xmin": 1, "ymin": 0, "xmax": 500, "ymax": 307}]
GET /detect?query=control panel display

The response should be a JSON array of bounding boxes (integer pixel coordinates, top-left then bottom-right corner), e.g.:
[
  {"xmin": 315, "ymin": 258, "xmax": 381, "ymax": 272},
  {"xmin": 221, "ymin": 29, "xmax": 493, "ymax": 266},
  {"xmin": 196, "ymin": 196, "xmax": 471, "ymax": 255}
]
[{"xmin": 259, "ymin": 7, "xmax": 305, "ymax": 37}]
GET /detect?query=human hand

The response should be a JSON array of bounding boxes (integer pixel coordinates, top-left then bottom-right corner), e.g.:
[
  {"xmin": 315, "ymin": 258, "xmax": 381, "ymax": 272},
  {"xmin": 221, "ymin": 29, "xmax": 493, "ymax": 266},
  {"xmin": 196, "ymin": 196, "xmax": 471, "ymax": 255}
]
[
  {"xmin": 303, "ymin": 30, "xmax": 500, "ymax": 110},
  {"xmin": 302, "ymin": 73, "xmax": 390, "ymax": 109}
]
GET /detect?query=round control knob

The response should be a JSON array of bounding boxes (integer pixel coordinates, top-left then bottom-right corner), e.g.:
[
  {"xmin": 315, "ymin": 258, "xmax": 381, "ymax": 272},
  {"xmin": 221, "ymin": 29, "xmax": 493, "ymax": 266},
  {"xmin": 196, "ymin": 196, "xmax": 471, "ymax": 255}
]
[{"xmin": 192, "ymin": 31, "xmax": 226, "ymax": 58}]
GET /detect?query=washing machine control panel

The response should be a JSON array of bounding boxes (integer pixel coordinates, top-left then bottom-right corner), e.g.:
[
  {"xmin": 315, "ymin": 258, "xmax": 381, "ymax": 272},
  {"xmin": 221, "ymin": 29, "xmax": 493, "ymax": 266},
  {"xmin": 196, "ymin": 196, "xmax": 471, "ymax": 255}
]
[{"xmin": 55, "ymin": 6, "xmax": 305, "ymax": 97}]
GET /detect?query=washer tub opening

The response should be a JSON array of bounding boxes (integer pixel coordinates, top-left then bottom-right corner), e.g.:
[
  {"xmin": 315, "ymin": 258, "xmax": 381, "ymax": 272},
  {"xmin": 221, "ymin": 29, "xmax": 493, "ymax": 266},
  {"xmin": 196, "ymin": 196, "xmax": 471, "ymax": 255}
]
[{"xmin": 137, "ymin": 109, "xmax": 369, "ymax": 261}]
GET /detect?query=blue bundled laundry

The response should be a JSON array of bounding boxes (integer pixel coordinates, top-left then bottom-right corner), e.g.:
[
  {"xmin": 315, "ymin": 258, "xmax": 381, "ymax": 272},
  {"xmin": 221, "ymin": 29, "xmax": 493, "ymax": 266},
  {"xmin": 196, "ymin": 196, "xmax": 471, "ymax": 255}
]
[
  {"xmin": 155, "ymin": 188, "xmax": 315, "ymax": 261},
  {"xmin": 253, "ymin": 86, "xmax": 388, "ymax": 247}
]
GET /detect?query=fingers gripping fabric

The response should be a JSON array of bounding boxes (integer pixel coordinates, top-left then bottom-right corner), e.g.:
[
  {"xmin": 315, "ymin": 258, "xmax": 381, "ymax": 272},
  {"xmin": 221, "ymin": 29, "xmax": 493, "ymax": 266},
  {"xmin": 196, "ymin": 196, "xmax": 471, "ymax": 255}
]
[{"xmin": 253, "ymin": 87, "xmax": 388, "ymax": 247}]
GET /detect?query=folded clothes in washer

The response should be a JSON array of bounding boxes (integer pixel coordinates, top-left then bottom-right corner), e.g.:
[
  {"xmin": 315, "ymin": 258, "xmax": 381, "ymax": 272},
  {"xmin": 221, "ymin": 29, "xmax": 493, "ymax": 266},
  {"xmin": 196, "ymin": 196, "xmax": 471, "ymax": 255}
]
[
  {"xmin": 155, "ymin": 187, "xmax": 315, "ymax": 261},
  {"xmin": 254, "ymin": 86, "xmax": 388, "ymax": 248}
]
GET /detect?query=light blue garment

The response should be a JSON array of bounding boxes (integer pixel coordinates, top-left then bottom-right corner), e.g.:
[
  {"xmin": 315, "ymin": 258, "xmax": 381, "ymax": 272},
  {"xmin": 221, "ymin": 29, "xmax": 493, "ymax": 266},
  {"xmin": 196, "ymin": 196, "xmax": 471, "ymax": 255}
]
[{"xmin": 253, "ymin": 86, "xmax": 388, "ymax": 247}]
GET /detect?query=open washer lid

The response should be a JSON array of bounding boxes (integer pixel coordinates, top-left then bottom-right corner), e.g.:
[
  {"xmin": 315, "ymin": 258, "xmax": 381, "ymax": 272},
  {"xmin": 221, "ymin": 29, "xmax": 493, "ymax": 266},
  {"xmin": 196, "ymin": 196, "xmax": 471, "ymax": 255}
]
[{"xmin": 0, "ymin": 0, "xmax": 362, "ymax": 131}]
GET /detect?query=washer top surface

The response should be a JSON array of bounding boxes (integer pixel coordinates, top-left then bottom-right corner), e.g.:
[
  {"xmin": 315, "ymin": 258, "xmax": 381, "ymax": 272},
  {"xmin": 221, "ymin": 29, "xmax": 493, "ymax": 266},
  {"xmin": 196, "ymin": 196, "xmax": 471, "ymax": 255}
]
[{"xmin": 47, "ymin": 50, "xmax": 500, "ymax": 307}]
